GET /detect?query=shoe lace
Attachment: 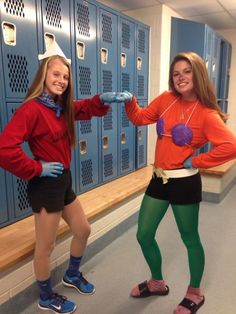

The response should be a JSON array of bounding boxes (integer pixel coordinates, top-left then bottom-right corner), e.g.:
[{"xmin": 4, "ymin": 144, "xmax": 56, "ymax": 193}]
[
  {"xmin": 78, "ymin": 272, "xmax": 89, "ymax": 285},
  {"xmin": 50, "ymin": 293, "xmax": 67, "ymax": 306}
]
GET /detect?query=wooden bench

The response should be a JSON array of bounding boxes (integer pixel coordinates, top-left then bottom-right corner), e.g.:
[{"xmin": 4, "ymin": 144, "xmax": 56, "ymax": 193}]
[
  {"xmin": 200, "ymin": 159, "xmax": 236, "ymax": 176},
  {"xmin": 0, "ymin": 165, "xmax": 153, "ymax": 272},
  {"xmin": 200, "ymin": 160, "xmax": 236, "ymax": 203}
]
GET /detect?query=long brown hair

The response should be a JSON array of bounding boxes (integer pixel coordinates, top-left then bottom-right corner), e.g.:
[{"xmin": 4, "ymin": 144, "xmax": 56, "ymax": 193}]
[
  {"xmin": 24, "ymin": 55, "xmax": 76, "ymax": 147},
  {"xmin": 169, "ymin": 51, "xmax": 227, "ymax": 122}
]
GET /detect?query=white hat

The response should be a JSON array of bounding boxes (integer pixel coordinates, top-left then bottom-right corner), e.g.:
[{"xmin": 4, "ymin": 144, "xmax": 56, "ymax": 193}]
[{"xmin": 38, "ymin": 40, "xmax": 71, "ymax": 64}]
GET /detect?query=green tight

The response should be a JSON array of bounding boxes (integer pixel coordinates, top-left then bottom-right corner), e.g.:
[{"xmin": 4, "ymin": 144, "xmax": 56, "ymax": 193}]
[{"xmin": 137, "ymin": 195, "xmax": 205, "ymax": 288}]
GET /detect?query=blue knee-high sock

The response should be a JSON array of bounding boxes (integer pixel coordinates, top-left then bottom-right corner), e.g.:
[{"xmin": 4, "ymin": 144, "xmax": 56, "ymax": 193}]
[
  {"xmin": 37, "ymin": 277, "xmax": 53, "ymax": 300},
  {"xmin": 66, "ymin": 255, "xmax": 82, "ymax": 277}
]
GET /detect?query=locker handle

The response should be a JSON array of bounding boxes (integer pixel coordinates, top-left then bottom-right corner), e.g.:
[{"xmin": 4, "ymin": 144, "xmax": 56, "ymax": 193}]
[
  {"xmin": 79, "ymin": 140, "xmax": 87, "ymax": 155},
  {"xmin": 77, "ymin": 41, "xmax": 85, "ymax": 59},
  {"xmin": 137, "ymin": 57, "xmax": 142, "ymax": 70},
  {"xmin": 44, "ymin": 33, "xmax": 55, "ymax": 50},
  {"xmin": 205, "ymin": 59, "xmax": 209, "ymax": 70},
  {"xmin": 102, "ymin": 136, "xmax": 109, "ymax": 149},
  {"xmin": 101, "ymin": 48, "xmax": 108, "ymax": 64},
  {"xmin": 2, "ymin": 22, "xmax": 16, "ymax": 46},
  {"xmin": 138, "ymin": 130, "xmax": 142, "ymax": 141},
  {"xmin": 212, "ymin": 62, "xmax": 216, "ymax": 73},
  {"xmin": 121, "ymin": 132, "xmax": 126, "ymax": 144},
  {"xmin": 121, "ymin": 53, "xmax": 127, "ymax": 68}
]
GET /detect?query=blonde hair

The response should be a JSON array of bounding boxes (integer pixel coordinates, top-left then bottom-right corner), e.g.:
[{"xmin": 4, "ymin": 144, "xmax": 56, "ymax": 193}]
[
  {"xmin": 169, "ymin": 51, "xmax": 227, "ymax": 122},
  {"xmin": 24, "ymin": 55, "xmax": 76, "ymax": 146}
]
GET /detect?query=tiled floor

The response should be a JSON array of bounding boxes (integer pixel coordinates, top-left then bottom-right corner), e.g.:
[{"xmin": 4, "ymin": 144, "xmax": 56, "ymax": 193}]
[{"xmin": 16, "ymin": 183, "xmax": 236, "ymax": 313}]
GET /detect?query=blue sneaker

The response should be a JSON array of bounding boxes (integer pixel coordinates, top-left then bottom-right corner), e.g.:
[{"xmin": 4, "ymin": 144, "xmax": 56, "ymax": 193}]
[
  {"xmin": 62, "ymin": 272, "xmax": 95, "ymax": 295},
  {"xmin": 38, "ymin": 293, "xmax": 76, "ymax": 314}
]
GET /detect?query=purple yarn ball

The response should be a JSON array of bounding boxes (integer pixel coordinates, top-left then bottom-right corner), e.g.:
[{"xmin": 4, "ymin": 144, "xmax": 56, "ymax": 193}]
[{"xmin": 171, "ymin": 123, "xmax": 193, "ymax": 146}]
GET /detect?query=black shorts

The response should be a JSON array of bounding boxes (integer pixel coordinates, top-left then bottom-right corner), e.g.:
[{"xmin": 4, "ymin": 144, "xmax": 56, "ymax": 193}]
[
  {"xmin": 145, "ymin": 172, "xmax": 202, "ymax": 204},
  {"xmin": 27, "ymin": 169, "xmax": 76, "ymax": 213}
]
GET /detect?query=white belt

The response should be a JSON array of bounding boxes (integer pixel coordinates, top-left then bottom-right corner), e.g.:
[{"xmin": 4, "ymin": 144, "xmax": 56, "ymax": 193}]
[{"xmin": 152, "ymin": 165, "xmax": 198, "ymax": 184}]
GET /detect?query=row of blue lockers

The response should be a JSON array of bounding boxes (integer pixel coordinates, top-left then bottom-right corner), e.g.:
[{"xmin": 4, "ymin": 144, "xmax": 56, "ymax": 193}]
[
  {"xmin": 0, "ymin": 0, "xmax": 149, "ymax": 227},
  {"xmin": 170, "ymin": 17, "xmax": 232, "ymax": 102},
  {"xmin": 170, "ymin": 17, "xmax": 232, "ymax": 154}
]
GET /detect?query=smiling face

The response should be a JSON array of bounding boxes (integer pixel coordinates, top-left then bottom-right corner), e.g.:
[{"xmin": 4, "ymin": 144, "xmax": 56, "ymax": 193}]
[
  {"xmin": 172, "ymin": 60, "xmax": 197, "ymax": 101},
  {"xmin": 44, "ymin": 58, "xmax": 69, "ymax": 98}
]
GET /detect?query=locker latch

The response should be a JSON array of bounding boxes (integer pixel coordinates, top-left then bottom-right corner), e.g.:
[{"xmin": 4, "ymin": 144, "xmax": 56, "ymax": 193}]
[
  {"xmin": 77, "ymin": 41, "xmax": 85, "ymax": 60},
  {"xmin": 44, "ymin": 33, "xmax": 55, "ymax": 50},
  {"xmin": 121, "ymin": 53, "xmax": 127, "ymax": 68},
  {"xmin": 2, "ymin": 22, "xmax": 16, "ymax": 46},
  {"xmin": 102, "ymin": 136, "xmax": 109, "ymax": 149},
  {"xmin": 79, "ymin": 140, "xmax": 87, "ymax": 155},
  {"xmin": 121, "ymin": 132, "xmax": 126, "ymax": 144},
  {"xmin": 101, "ymin": 48, "xmax": 108, "ymax": 64},
  {"xmin": 137, "ymin": 57, "xmax": 142, "ymax": 70}
]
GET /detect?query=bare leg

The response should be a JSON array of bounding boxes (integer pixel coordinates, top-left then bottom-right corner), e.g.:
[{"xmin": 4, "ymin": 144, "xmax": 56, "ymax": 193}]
[
  {"xmin": 62, "ymin": 196, "xmax": 91, "ymax": 257},
  {"xmin": 34, "ymin": 209, "xmax": 62, "ymax": 280}
]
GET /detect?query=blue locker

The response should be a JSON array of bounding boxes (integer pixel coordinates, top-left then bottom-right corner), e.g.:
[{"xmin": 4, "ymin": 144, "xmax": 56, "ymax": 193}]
[
  {"xmin": 218, "ymin": 100, "xmax": 228, "ymax": 113},
  {"xmin": 0, "ymin": 31, "xmax": 8, "ymax": 226},
  {"xmin": 135, "ymin": 100, "xmax": 147, "ymax": 169},
  {"xmin": 135, "ymin": 24, "xmax": 149, "ymax": 100},
  {"xmin": 0, "ymin": 0, "xmax": 39, "ymax": 101},
  {"xmin": 170, "ymin": 17, "xmax": 221, "ymax": 92},
  {"xmin": 210, "ymin": 32, "xmax": 221, "ymax": 93},
  {"xmin": 118, "ymin": 17, "xmax": 136, "ymax": 176},
  {"xmin": 0, "ymin": 167, "xmax": 8, "ymax": 226},
  {"xmin": 73, "ymin": 0, "xmax": 100, "ymax": 193},
  {"xmin": 98, "ymin": 7, "xmax": 118, "ymax": 183},
  {"xmin": 5, "ymin": 103, "xmax": 32, "ymax": 221},
  {"xmin": 218, "ymin": 40, "xmax": 232, "ymax": 100},
  {"xmin": 0, "ymin": 117, "xmax": 9, "ymax": 226},
  {"xmin": 39, "ymin": 0, "xmax": 72, "ymax": 59},
  {"xmin": 39, "ymin": 0, "xmax": 77, "ymax": 190}
]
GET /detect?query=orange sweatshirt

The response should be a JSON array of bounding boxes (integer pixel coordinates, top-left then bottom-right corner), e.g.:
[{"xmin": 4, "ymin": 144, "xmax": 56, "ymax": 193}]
[{"xmin": 125, "ymin": 91, "xmax": 236, "ymax": 169}]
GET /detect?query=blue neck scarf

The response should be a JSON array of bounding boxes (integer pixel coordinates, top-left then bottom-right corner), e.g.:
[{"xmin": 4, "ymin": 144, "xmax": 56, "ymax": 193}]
[{"xmin": 37, "ymin": 92, "xmax": 63, "ymax": 118}]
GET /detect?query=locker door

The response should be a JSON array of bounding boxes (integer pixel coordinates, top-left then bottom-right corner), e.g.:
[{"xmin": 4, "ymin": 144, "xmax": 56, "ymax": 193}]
[
  {"xmin": 135, "ymin": 24, "xmax": 149, "ymax": 100},
  {"xmin": 40, "ymin": 0, "xmax": 71, "ymax": 59},
  {"xmin": 211, "ymin": 32, "xmax": 221, "ymax": 94},
  {"xmin": 0, "ymin": 120, "xmax": 9, "ymax": 226},
  {"xmin": 74, "ymin": 0, "xmax": 99, "ymax": 193},
  {"xmin": 6, "ymin": 103, "xmax": 32, "ymax": 220},
  {"xmin": 170, "ymin": 18, "xmax": 205, "ymax": 63},
  {"xmin": 0, "ymin": 167, "xmax": 8, "ymax": 226},
  {"xmin": 0, "ymin": 0, "xmax": 39, "ymax": 100},
  {"xmin": 204, "ymin": 25, "xmax": 213, "ymax": 78},
  {"xmin": 135, "ymin": 100, "xmax": 147, "ymax": 169},
  {"xmin": 98, "ymin": 8, "xmax": 118, "ymax": 183},
  {"xmin": 218, "ymin": 40, "xmax": 231, "ymax": 100},
  {"xmin": 118, "ymin": 17, "xmax": 135, "ymax": 176}
]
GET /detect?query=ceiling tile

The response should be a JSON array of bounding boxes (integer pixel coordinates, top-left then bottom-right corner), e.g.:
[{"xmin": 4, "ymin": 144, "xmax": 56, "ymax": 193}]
[
  {"xmin": 229, "ymin": 9, "xmax": 236, "ymax": 19},
  {"xmin": 160, "ymin": 0, "xmax": 224, "ymax": 16},
  {"xmin": 190, "ymin": 11, "xmax": 236, "ymax": 29},
  {"xmin": 218, "ymin": 0, "xmax": 236, "ymax": 10}
]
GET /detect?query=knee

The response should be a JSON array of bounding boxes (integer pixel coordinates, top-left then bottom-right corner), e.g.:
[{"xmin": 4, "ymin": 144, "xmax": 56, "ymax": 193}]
[
  {"xmin": 181, "ymin": 232, "xmax": 201, "ymax": 248},
  {"xmin": 75, "ymin": 222, "xmax": 91, "ymax": 241},
  {"xmin": 136, "ymin": 229, "xmax": 153, "ymax": 247},
  {"xmin": 35, "ymin": 241, "xmax": 55, "ymax": 258}
]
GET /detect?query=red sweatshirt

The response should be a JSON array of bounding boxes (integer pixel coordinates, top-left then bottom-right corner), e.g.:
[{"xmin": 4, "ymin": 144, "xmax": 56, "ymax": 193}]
[
  {"xmin": 125, "ymin": 91, "xmax": 236, "ymax": 169},
  {"xmin": 0, "ymin": 95, "xmax": 109, "ymax": 180}
]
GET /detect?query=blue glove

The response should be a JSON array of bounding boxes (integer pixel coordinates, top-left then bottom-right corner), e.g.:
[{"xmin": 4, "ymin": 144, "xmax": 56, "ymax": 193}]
[
  {"xmin": 99, "ymin": 92, "xmax": 118, "ymax": 104},
  {"xmin": 40, "ymin": 161, "xmax": 64, "ymax": 177},
  {"xmin": 116, "ymin": 91, "xmax": 133, "ymax": 103},
  {"xmin": 183, "ymin": 157, "xmax": 194, "ymax": 169}
]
